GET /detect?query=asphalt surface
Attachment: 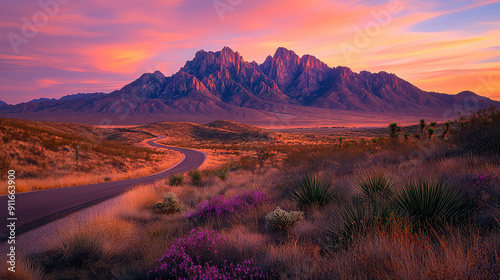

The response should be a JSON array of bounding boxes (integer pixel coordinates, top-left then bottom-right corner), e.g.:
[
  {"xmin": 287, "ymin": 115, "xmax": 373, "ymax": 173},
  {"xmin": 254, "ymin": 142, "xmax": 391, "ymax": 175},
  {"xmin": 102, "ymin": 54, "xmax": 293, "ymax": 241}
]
[{"xmin": 0, "ymin": 136, "xmax": 206, "ymax": 242}]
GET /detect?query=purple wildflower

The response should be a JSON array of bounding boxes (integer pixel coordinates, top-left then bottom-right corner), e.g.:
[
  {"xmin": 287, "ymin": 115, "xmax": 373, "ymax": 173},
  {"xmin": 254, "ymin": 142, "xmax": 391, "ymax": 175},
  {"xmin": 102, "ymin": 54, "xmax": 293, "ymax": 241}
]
[
  {"xmin": 146, "ymin": 228, "xmax": 264, "ymax": 279},
  {"xmin": 189, "ymin": 191, "xmax": 266, "ymax": 221}
]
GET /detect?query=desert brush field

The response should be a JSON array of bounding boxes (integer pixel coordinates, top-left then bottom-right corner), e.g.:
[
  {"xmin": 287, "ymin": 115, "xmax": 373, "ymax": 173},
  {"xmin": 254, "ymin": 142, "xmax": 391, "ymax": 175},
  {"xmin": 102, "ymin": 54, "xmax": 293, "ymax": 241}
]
[{"xmin": 1, "ymin": 107, "xmax": 500, "ymax": 279}]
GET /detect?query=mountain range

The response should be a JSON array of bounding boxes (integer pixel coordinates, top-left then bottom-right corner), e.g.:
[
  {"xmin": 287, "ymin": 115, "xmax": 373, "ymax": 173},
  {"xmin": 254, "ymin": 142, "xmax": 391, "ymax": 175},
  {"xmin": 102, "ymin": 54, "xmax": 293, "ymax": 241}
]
[{"xmin": 0, "ymin": 47, "xmax": 498, "ymax": 127}]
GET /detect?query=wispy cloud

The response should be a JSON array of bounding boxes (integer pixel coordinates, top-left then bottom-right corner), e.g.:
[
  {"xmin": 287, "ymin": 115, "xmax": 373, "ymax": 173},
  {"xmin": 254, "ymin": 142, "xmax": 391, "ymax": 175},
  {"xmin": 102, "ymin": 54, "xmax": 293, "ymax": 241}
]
[{"xmin": 0, "ymin": 0, "xmax": 498, "ymax": 104}]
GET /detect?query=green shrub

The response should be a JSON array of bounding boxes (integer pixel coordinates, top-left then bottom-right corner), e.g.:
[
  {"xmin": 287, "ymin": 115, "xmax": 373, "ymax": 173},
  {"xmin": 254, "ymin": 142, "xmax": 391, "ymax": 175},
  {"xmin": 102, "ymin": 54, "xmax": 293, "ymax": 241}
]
[
  {"xmin": 215, "ymin": 167, "xmax": 229, "ymax": 181},
  {"xmin": 396, "ymin": 179, "xmax": 468, "ymax": 227},
  {"xmin": 154, "ymin": 192, "xmax": 181, "ymax": 214},
  {"xmin": 357, "ymin": 172, "xmax": 394, "ymax": 201},
  {"xmin": 290, "ymin": 174, "xmax": 334, "ymax": 208},
  {"xmin": 332, "ymin": 201, "xmax": 393, "ymax": 240},
  {"xmin": 168, "ymin": 173, "xmax": 184, "ymax": 186},
  {"xmin": 265, "ymin": 207, "xmax": 304, "ymax": 232},
  {"xmin": 188, "ymin": 169, "xmax": 204, "ymax": 186},
  {"xmin": 450, "ymin": 106, "xmax": 500, "ymax": 154}
]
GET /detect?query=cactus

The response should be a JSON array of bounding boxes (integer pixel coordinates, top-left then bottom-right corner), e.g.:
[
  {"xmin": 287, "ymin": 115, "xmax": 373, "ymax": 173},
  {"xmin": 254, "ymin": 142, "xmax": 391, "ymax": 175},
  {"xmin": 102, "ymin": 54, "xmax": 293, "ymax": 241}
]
[{"xmin": 265, "ymin": 207, "xmax": 304, "ymax": 232}]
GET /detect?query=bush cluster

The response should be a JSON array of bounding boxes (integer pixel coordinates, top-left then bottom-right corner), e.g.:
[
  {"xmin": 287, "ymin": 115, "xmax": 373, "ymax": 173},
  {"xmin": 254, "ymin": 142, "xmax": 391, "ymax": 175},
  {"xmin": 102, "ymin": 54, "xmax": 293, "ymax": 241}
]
[
  {"xmin": 265, "ymin": 207, "xmax": 304, "ymax": 232},
  {"xmin": 154, "ymin": 192, "xmax": 181, "ymax": 214},
  {"xmin": 146, "ymin": 228, "xmax": 264, "ymax": 279}
]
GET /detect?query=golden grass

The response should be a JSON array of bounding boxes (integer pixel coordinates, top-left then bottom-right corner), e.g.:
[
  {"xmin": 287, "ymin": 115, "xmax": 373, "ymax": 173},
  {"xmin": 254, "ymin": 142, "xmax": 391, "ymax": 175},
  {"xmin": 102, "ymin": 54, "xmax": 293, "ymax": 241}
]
[
  {"xmin": 20, "ymin": 136, "xmax": 500, "ymax": 279},
  {"xmin": 0, "ymin": 257, "xmax": 44, "ymax": 280},
  {"xmin": 0, "ymin": 150, "xmax": 182, "ymax": 194}
]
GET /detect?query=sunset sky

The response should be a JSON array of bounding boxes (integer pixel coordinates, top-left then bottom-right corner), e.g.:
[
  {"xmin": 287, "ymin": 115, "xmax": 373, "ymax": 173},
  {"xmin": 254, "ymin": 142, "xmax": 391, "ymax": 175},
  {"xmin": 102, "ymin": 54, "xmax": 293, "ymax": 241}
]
[{"xmin": 0, "ymin": 0, "xmax": 499, "ymax": 104}]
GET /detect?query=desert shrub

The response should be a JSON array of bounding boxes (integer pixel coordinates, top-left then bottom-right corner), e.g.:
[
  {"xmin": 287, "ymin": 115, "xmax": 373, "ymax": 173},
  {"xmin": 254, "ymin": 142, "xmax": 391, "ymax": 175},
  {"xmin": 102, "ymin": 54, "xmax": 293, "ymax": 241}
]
[
  {"xmin": 450, "ymin": 106, "xmax": 500, "ymax": 154},
  {"xmin": 290, "ymin": 174, "xmax": 334, "ymax": 208},
  {"xmin": 146, "ymin": 228, "xmax": 264, "ymax": 279},
  {"xmin": 215, "ymin": 167, "xmax": 229, "ymax": 181},
  {"xmin": 188, "ymin": 169, "xmax": 204, "ymax": 186},
  {"xmin": 153, "ymin": 192, "xmax": 181, "ymax": 214},
  {"xmin": 190, "ymin": 191, "xmax": 266, "ymax": 221},
  {"xmin": 238, "ymin": 156, "xmax": 259, "ymax": 170},
  {"xmin": 357, "ymin": 172, "xmax": 394, "ymax": 201},
  {"xmin": 168, "ymin": 173, "xmax": 184, "ymax": 186},
  {"xmin": 332, "ymin": 202, "xmax": 394, "ymax": 240},
  {"xmin": 396, "ymin": 179, "xmax": 469, "ymax": 228},
  {"xmin": 265, "ymin": 207, "xmax": 304, "ymax": 232}
]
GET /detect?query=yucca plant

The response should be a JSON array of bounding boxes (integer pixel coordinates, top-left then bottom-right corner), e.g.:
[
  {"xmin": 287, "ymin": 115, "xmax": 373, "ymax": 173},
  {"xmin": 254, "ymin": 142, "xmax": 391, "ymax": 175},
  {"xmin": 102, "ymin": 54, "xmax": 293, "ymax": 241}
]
[
  {"xmin": 440, "ymin": 120, "xmax": 451, "ymax": 140},
  {"xmin": 188, "ymin": 169, "xmax": 204, "ymax": 186},
  {"xmin": 396, "ymin": 179, "xmax": 468, "ymax": 228},
  {"xmin": 419, "ymin": 119, "xmax": 426, "ymax": 141},
  {"xmin": 168, "ymin": 173, "xmax": 184, "ymax": 186},
  {"xmin": 290, "ymin": 174, "xmax": 334, "ymax": 208},
  {"xmin": 357, "ymin": 172, "xmax": 394, "ymax": 201},
  {"xmin": 328, "ymin": 201, "xmax": 393, "ymax": 241},
  {"xmin": 428, "ymin": 127, "xmax": 435, "ymax": 141},
  {"xmin": 215, "ymin": 167, "xmax": 229, "ymax": 181}
]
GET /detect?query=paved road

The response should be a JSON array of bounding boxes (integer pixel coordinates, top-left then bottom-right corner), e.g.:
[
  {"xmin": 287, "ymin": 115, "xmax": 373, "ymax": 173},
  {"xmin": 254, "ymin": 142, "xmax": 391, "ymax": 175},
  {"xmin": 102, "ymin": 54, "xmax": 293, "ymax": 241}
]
[{"xmin": 0, "ymin": 137, "xmax": 205, "ymax": 242}]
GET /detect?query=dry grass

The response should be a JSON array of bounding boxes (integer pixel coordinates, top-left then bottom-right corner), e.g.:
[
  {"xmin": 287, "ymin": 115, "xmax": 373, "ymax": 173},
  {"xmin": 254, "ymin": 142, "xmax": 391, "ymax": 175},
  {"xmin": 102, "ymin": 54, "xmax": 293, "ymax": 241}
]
[
  {"xmin": 0, "ymin": 117, "xmax": 183, "ymax": 194},
  {"xmin": 12, "ymin": 118, "xmax": 500, "ymax": 279},
  {"xmin": 0, "ymin": 257, "xmax": 44, "ymax": 280},
  {"xmin": 2, "ymin": 154, "xmax": 181, "ymax": 193}
]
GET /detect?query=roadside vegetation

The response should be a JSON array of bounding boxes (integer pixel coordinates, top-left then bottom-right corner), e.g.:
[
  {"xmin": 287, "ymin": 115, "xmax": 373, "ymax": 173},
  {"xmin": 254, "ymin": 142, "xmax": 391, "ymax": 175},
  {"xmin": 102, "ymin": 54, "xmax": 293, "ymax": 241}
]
[
  {"xmin": 5, "ymin": 108, "xmax": 500, "ymax": 279},
  {"xmin": 0, "ymin": 118, "xmax": 181, "ymax": 193}
]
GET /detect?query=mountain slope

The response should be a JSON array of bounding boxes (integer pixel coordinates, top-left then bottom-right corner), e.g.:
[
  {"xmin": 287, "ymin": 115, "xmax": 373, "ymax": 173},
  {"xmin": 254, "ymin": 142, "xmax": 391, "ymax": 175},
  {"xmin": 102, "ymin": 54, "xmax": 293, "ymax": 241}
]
[{"xmin": 0, "ymin": 47, "xmax": 498, "ymax": 126}]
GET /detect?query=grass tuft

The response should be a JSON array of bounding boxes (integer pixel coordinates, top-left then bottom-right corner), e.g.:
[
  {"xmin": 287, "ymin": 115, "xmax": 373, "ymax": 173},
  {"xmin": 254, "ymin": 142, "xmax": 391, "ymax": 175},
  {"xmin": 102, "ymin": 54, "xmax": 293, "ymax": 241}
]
[
  {"xmin": 168, "ymin": 173, "xmax": 184, "ymax": 186},
  {"xmin": 396, "ymin": 179, "xmax": 469, "ymax": 228},
  {"xmin": 290, "ymin": 173, "xmax": 334, "ymax": 208}
]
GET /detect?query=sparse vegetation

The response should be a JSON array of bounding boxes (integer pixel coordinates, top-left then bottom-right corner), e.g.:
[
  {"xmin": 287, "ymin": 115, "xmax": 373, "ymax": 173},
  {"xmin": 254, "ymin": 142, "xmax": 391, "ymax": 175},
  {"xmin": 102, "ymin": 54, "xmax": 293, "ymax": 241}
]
[
  {"xmin": 11, "ymin": 109, "xmax": 500, "ymax": 279},
  {"xmin": 0, "ymin": 117, "xmax": 181, "ymax": 194}
]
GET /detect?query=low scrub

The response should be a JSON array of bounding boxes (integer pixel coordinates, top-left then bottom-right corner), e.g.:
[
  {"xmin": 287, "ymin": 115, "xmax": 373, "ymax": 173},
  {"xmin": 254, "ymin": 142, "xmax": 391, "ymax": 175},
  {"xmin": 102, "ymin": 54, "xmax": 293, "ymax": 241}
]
[
  {"xmin": 265, "ymin": 207, "xmax": 304, "ymax": 232},
  {"xmin": 153, "ymin": 192, "xmax": 181, "ymax": 214}
]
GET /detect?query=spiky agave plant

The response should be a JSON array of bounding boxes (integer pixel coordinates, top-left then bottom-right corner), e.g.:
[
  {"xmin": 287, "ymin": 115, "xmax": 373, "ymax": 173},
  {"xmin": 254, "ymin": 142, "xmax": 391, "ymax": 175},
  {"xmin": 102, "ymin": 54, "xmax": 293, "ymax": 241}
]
[
  {"xmin": 290, "ymin": 173, "xmax": 334, "ymax": 208},
  {"xmin": 396, "ymin": 179, "xmax": 468, "ymax": 228},
  {"xmin": 327, "ymin": 201, "xmax": 392, "ymax": 241},
  {"xmin": 188, "ymin": 169, "xmax": 204, "ymax": 186},
  {"xmin": 357, "ymin": 172, "xmax": 394, "ymax": 201},
  {"xmin": 168, "ymin": 173, "xmax": 184, "ymax": 186},
  {"xmin": 215, "ymin": 167, "xmax": 229, "ymax": 181}
]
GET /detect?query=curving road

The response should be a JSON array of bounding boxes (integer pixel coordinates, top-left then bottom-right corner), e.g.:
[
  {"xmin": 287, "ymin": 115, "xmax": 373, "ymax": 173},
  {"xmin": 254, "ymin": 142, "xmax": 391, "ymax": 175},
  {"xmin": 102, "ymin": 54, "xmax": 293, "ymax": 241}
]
[{"xmin": 0, "ymin": 136, "xmax": 205, "ymax": 242}]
